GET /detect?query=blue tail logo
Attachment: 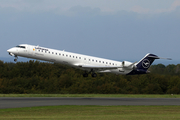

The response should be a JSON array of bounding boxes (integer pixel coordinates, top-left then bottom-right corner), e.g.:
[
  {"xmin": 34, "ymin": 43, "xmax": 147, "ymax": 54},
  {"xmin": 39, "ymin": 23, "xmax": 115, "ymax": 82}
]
[
  {"xmin": 136, "ymin": 53, "xmax": 159, "ymax": 71},
  {"xmin": 128, "ymin": 53, "xmax": 161, "ymax": 75},
  {"xmin": 142, "ymin": 59, "xmax": 150, "ymax": 69}
]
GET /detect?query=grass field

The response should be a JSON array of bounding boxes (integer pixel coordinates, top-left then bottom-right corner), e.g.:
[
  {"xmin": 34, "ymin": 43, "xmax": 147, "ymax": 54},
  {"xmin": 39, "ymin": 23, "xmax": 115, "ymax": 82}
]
[
  {"xmin": 0, "ymin": 106, "xmax": 180, "ymax": 120},
  {"xmin": 0, "ymin": 94, "xmax": 180, "ymax": 119},
  {"xmin": 0, "ymin": 94, "xmax": 180, "ymax": 98}
]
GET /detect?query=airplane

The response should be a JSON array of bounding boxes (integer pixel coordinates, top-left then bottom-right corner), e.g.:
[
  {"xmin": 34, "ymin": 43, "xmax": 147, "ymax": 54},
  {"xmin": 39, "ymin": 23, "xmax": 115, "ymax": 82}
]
[{"xmin": 7, "ymin": 44, "xmax": 171, "ymax": 77}]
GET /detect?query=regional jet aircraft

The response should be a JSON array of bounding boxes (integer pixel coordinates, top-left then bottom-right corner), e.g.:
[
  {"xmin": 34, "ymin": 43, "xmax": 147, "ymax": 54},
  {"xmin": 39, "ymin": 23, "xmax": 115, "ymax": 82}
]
[{"xmin": 7, "ymin": 44, "xmax": 171, "ymax": 77}]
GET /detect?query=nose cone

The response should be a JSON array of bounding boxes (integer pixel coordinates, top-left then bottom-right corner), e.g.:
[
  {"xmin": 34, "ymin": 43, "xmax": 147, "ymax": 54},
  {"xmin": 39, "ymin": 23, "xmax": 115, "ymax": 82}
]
[
  {"xmin": 7, "ymin": 48, "xmax": 13, "ymax": 53},
  {"xmin": 7, "ymin": 48, "xmax": 17, "ymax": 56},
  {"xmin": 7, "ymin": 48, "xmax": 17, "ymax": 53}
]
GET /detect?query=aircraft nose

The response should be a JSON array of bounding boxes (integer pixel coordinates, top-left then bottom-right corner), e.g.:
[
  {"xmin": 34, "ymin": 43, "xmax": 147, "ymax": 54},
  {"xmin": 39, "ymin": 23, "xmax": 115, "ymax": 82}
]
[
  {"xmin": 7, "ymin": 48, "xmax": 13, "ymax": 53},
  {"xmin": 7, "ymin": 48, "xmax": 17, "ymax": 56},
  {"xmin": 7, "ymin": 48, "xmax": 16, "ymax": 53}
]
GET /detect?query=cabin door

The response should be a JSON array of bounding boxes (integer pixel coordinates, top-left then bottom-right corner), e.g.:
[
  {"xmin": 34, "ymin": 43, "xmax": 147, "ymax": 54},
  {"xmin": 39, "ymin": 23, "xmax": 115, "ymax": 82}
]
[{"xmin": 28, "ymin": 46, "xmax": 34, "ymax": 56}]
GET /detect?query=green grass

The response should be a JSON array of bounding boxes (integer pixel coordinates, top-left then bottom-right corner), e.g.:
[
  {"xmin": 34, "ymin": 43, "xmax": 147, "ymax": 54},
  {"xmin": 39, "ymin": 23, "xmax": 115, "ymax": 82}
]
[
  {"xmin": 1, "ymin": 94, "xmax": 179, "ymax": 119},
  {"xmin": 0, "ymin": 106, "xmax": 180, "ymax": 120},
  {"xmin": 0, "ymin": 94, "xmax": 180, "ymax": 98}
]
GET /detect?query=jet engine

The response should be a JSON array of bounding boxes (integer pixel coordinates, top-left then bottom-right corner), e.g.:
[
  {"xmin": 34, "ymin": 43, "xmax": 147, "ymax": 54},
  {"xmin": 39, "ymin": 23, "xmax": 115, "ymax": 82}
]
[{"xmin": 122, "ymin": 61, "xmax": 137, "ymax": 70}]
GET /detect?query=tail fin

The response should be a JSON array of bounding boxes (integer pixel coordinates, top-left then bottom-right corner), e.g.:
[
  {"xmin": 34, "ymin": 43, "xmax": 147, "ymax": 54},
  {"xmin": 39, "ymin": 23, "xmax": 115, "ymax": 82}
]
[
  {"xmin": 136, "ymin": 53, "xmax": 159, "ymax": 71},
  {"xmin": 127, "ymin": 53, "xmax": 171, "ymax": 75}
]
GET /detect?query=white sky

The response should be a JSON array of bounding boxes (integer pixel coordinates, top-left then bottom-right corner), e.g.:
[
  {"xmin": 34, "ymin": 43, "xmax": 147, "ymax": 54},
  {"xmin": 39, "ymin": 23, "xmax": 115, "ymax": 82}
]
[
  {"xmin": 0, "ymin": 0, "xmax": 179, "ymax": 14},
  {"xmin": 0, "ymin": 0, "xmax": 180, "ymax": 64}
]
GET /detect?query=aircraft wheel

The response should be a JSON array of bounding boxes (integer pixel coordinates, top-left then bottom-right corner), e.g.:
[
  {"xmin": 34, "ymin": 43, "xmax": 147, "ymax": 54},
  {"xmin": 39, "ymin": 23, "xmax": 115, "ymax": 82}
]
[
  {"xmin": 91, "ymin": 73, "xmax": 97, "ymax": 77},
  {"xmin": 83, "ymin": 73, "xmax": 88, "ymax": 77},
  {"xmin": 14, "ymin": 59, "xmax": 17, "ymax": 62}
]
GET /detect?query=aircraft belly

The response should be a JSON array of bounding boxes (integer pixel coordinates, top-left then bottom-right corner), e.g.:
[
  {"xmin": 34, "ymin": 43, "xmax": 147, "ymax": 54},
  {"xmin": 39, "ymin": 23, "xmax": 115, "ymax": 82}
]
[{"xmin": 108, "ymin": 68, "xmax": 132, "ymax": 75}]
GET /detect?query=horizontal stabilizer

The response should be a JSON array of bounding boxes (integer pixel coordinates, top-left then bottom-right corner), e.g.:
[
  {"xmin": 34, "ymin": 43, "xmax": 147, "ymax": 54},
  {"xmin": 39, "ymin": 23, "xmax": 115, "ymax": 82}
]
[{"xmin": 148, "ymin": 55, "xmax": 172, "ymax": 60}]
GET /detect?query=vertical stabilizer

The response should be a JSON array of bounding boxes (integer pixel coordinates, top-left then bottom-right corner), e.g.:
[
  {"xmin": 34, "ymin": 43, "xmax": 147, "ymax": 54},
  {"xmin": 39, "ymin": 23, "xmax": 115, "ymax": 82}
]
[{"xmin": 127, "ymin": 53, "xmax": 163, "ymax": 75}]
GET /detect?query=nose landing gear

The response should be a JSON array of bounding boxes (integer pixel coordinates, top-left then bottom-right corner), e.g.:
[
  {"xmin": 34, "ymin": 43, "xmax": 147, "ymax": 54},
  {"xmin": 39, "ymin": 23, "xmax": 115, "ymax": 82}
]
[{"xmin": 14, "ymin": 56, "xmax": 18, "ymax": 62}]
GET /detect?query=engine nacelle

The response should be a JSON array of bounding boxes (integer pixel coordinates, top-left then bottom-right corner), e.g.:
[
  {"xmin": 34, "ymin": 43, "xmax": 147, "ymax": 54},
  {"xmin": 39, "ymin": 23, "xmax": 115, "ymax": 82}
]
[
  {"xmin": 132, "ymin": 65, "xmax": 137, "ymax": 70},
  {"xmin": 122, "ymin": 61, "xmax": 137, "ymax": 70},
  {"xmin": 122, "ymin": 61, "xmax": 132, "ymax": 67}
]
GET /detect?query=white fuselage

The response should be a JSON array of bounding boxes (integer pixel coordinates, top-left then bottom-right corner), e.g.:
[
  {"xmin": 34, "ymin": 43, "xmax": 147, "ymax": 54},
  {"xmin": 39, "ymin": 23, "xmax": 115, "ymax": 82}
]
[
  {"xmin": 7, "ymin": 44, "xmax": 135, "ymax": 75},
  {"xmin": 8, "ymin": 44, "xmax": 170, "ymax": 77}
]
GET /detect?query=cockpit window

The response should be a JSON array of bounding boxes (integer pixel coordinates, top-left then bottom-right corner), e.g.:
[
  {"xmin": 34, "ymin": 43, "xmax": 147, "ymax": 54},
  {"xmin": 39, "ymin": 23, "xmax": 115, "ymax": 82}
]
[{"xmin": 16, "ymin": 45, "xmax": 26, "ymax": 49}]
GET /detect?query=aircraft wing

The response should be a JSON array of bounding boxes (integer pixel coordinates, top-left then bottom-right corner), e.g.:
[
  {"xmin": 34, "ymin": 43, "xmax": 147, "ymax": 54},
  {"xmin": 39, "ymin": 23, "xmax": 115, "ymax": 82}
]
[
  {"xmin": 81, "ymin": 65, "xmax": 118, "ymax": 69},
  {"xmin": 74, "ymin": 64, "xmax": 119, "ymax": 71}
]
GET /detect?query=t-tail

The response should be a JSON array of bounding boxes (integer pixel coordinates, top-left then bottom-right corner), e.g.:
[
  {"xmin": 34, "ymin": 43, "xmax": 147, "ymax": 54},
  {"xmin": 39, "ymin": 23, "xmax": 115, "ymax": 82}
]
[{"xmin": 127, "ymin": 53, "xmax": 171, "ymax": 75}]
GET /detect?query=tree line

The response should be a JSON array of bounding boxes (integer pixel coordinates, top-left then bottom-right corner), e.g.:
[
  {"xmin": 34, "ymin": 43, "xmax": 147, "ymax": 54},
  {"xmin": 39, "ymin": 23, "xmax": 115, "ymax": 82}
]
[{"xmin": 0, "ymin": 60, "xmax": 180, "ymax": 94}]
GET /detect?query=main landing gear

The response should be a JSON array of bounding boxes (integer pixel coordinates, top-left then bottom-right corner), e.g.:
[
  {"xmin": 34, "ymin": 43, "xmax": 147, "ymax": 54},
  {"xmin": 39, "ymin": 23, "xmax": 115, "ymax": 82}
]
[
  {"xmin": 83, "ymin": 69, "xmax": 97, "ymax": 77},
  {"xmin": 83, "ymin": 73, "xmax": 88, "ymax": 77},
  {"xmin": 91, "ymin": 73, "xmax": 97, "ymax": 77}
]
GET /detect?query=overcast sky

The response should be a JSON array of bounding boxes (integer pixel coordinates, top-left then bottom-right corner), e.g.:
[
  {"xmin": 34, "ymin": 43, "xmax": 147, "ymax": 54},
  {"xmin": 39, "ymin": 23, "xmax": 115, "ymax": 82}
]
[{"xmin": 1, "ymin": 0, "xmax": 180, "ymax": 64}]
